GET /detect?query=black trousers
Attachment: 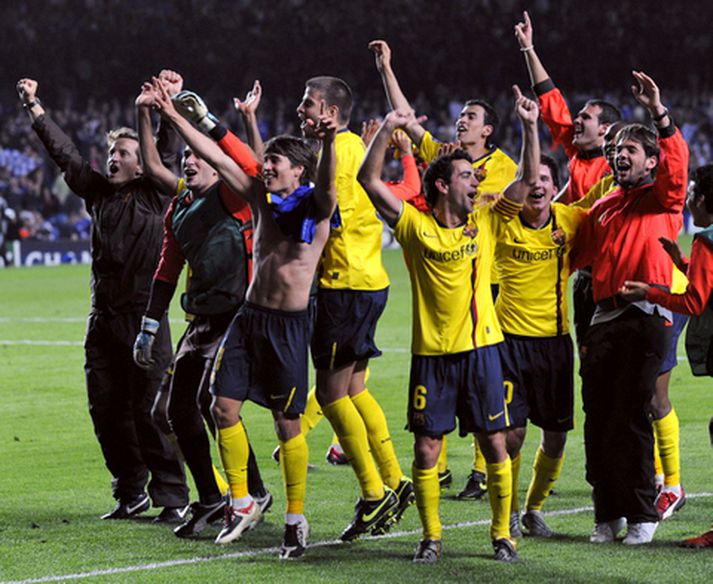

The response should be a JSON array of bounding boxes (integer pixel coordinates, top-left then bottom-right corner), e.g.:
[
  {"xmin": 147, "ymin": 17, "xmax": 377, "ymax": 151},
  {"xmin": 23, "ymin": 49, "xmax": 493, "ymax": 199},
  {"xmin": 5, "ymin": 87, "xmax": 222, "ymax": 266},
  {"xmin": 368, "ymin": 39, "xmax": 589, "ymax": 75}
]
[
  {"xmin": 572, "ymin": 269, "xmax": 595, "ymax": 355},
  {"xmin": 164, "ymin": 313, "xmax": 266, "ymax": 504},
  {"xmin": 84, "ymin": 311, "xmax": 188, "ymax": 507},
  {"xmin": 580, "ymin": 309, "xmax": 671, "ymax": 524}
]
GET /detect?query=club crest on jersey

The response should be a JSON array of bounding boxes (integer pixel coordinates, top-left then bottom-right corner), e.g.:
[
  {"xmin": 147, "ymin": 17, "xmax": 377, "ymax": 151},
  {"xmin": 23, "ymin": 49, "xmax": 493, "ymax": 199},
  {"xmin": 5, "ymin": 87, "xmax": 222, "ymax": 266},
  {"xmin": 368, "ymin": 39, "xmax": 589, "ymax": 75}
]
[
  {"xmin": 551, "ymin": 228, "xmax": 566, "ymax": 246},
  {"xmin": 463, "ymin": 222, "xmax": 478, "ymax": 238}
]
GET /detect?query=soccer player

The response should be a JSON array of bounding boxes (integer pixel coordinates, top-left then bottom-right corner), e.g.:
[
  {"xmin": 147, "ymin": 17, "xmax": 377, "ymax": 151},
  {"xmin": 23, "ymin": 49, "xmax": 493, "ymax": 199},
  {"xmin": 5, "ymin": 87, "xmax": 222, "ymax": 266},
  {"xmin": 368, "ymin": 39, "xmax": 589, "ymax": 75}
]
[
  {"xmin": 15, "ymin": 77, "xmax": 188, "ymax": 521},
  {"xmin": 296, "ymin": 76, "xmax": 413, "ymax": 541},
  {"xmin": 358, "ymin": 86, "xmax": 540, "ymax": 563},
  {"xmin": 132, "ymin": 76, "xmax": 271, "ymax": 539},
  {"xmin": 369, "ymin": 38, "xmax": 519, "ymax": 500},
  {"xmin": 570, "ymin": 72, "xmax": 689, "ymax": 545},
  {"xmin": 621, "ymin": 163, "xmax": 713, "ymax": 548},
  {"xmin": 151, "ymin": 78, "xmax": 337, "ymax": 559}
]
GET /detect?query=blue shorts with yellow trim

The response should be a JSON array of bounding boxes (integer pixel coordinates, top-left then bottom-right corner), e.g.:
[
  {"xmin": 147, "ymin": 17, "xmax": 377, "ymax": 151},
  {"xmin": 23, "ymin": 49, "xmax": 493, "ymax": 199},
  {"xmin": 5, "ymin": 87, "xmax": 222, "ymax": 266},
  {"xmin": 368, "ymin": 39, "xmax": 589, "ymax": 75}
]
[
  {"xmin": 407, "ymin": 345, "xmax": 507, "ymax": 437},
  {"xmin": 210, "ymin": 302, "xmax": 310, "ymax": 416},
  {"xmin": 499, "ymin": 333, "xmax": 574, "ymax": 432},
  {"xmin": 660, "ymin": 312, "xmax": 688, "ymax": 374},
  {"xmin": 311, "ymin": 287, "xmax": 387, "ymax": 369}
]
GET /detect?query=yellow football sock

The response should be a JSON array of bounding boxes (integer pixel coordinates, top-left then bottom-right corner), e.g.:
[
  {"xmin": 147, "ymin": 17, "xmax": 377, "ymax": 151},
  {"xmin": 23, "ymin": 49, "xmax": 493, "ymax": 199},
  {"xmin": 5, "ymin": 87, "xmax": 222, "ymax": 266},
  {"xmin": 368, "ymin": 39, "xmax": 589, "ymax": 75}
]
[
  {"xmin": 300, "ymin": 387, "xmax": 324, "ymax": 435},
  {"xmin": 323, "ymin": 396, "xmax": 384, "ymax": 500},
  {"xmin": 212, "ymin": 464, "xmax": 229, "ymax": 496},
  {"xmin": 413, "ymin": 462, "xmax": 442, "ymax": 541},
  {"xmin": 510, "ymin": 452, "xmax": 522, "ymax": 514},
  {"xmin": 217, "ymin": 421, "xmax": 250, "ymax": 499},
  {"xmin": 351, "ymin": 389, "xmax": 403, "ymax": 490},
  {"xmin": 653, "ymin": 436, "xmax": 664, "ymax": 476},
  {"xmin": 487, "ymin": 458, "xmax": 512, "ymax": 541},
  {"xmin": 280, "ymin": 433, "xmax": 309, "ymax": 515},
  {"xmin": 525, "ymin": 447, "xmax": 565, "ymax": 511},
  {"xmin": 437, "ymin": 435, "xmax": 448, "ymax": 474},
  {"xmin": 330, "ymin": 432, "xmax": 340, "ymax": 446},
  {"xmin": 473, "ymin": 439, "xmax": 487, "ymax": 474},
  {"xmin": 653, "ymin": 408, "xmax": 681, "ymax": 486}
]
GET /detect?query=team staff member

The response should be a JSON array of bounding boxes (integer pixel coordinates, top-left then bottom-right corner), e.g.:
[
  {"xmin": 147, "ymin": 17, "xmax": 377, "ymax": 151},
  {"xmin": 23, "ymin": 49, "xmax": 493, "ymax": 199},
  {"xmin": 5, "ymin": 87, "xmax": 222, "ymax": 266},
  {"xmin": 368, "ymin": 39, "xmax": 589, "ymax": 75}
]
[
  {"xmin": 153, "ymin": 78, "xmax": 338, "ymax": 559},
  {"xmin": 132, "ymin": 77, "xmax": 271, "ymax": 540},
  {"xmin": 16, "ymin": 77, "xmax": 188, "ymax": 521},
  {"xmin": 571, "ymin": 72, "xmax": 689, "ymax": 545},
  {"xmin": 358, "ymin": 86, "xmax": 539, "ymax": 564},
  {"xmin": 297, "ymin": 76, "xmax": 412, "ymax": 541},
  {"xmin": 622, "ymin": 162, "xmax": 713, "ymax": 549},
  {"xmin": 369, "ymin": 39, "xmax": 518, "ymax": 498}
]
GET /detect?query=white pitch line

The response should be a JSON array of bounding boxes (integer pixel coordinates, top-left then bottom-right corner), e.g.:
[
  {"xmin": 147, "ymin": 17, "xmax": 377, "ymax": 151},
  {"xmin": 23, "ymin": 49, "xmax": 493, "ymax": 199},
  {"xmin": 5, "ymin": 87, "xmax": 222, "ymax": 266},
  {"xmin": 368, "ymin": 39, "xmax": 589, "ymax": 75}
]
[
  {"xmin": 0, "ymin": 340, "xmax": 83, "ymax": 347},
  {"xmin": 4, "ymin": 494, "xmax": 712, "ymax": 584}
]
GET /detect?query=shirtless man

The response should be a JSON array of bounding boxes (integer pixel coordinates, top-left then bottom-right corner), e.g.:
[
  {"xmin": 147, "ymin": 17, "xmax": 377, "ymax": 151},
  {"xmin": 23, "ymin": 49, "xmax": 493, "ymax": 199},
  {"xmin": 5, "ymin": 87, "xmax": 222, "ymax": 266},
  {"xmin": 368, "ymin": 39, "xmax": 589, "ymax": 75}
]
[{"xmin": 151, "ymin": 78, "xmax": 337, "ymax": 559}]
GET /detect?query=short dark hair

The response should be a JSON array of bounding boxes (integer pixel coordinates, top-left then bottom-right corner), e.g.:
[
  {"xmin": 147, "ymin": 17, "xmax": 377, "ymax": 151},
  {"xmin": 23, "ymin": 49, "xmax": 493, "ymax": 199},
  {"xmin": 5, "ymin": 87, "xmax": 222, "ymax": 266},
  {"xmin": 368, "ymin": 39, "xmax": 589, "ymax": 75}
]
[
  {"xmin": 264, "ymin": 135, "xmax": 317, "ymax": 186},
  {"xmin": 585, "ymin": 99, "xmax": 621, "ymax": 126},
  {"xmin": 540, "ymin": 154, "xmax": 560, "ymax": 190},
  {"xmin": 616, "ymin": 123, "xmax": 660, "ymax": 159},
  {"xmin": 464, "ymin": 98, "xmax": 499, "ymax": 140},
  {"xmin": 422, "ymin": 149, "xmax": 473, "ymax": 208},
  {"xmin": 692, "ymin": 163, "xmax": 713, "ymax": 213},
  {"xmin": 306, "ymin": 76, "xmax": 353, "ymax": 124}
]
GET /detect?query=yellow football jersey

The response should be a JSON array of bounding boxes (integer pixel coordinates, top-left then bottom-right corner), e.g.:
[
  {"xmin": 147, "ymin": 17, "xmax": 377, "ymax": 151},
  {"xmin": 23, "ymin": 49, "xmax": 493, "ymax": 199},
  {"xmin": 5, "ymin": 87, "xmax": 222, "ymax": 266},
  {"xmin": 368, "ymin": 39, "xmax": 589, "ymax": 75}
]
[
  {"xmin": 418, "ymin": 132, "xmax": 518, "ymax": 196},
  {"xmin": 318, "ymin": 130, "xmax": 389, "ymax": 290},
  {"xmin": 493, "ymin": 203, "xmax": 586, "ymax": 337},
  {"xmin": 393, "ymin": 198, "xmax": 520, "ymax": 355},
  {"xmin": 571, "ymin": 173, "xmax": 616, "ymax": 210}
]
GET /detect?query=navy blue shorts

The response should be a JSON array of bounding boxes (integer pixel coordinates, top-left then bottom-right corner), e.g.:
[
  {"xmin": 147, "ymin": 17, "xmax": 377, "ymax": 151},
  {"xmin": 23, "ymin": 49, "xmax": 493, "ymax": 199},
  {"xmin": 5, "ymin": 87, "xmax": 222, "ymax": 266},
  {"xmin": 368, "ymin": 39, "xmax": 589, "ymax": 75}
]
[
  {"xmin": 407, "ymin": 345, "xmax": 507, "ymax": 437},
  {"xmin": 210, "ymin": 302, "xmax": 311, "ymax": 416},
  {"xmin": 660, "ymin": 312, "xmax": 689, "ymax": 374},
  {"xmin": 311, "ymin": 287, "xmax": 387, "ymax": 369},
  {"xmin": 499, "ymin": 333, "xmax": 574, "ymax": 432}
]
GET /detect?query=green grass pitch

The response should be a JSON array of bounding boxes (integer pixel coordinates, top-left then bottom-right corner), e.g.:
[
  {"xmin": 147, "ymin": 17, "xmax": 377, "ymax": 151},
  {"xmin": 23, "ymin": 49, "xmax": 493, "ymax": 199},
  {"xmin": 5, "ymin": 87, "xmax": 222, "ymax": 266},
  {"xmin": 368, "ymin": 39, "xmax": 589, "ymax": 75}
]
[{"xmin": 0, "ymin": 248, "xmax": 711, "ymax": 583}]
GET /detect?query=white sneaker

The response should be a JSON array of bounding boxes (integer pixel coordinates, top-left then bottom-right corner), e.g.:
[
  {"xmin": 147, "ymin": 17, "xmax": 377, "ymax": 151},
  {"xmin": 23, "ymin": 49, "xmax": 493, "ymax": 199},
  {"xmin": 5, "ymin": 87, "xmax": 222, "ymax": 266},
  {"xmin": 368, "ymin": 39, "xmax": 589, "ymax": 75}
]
[
  {"xmin": 590, "ymin": 517, "xmax": 627, "ymax": 543},
  {"xmin": 622, "ymin": 521, "xmax": 658, "ymax": 545}
]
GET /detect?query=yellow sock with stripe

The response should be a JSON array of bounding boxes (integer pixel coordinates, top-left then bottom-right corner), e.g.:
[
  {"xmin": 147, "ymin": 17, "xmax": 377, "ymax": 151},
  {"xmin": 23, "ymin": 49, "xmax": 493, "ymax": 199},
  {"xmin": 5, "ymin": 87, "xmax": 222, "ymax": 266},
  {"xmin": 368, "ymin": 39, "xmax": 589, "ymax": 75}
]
[
  {"xmin": 486, "ymin": 458, "xmax": 512, "ymax": 541},
  {"xmin": 280, "ymin": 433, "xmax": 309, "ymax": 515},
  {"xmin": 300, "ymin": 387, "xmax": 324, "ymax": 435},
  {"xmin": 510, "ymin": 452, "xmax": 522, "ymax": 514},
  {"xmin": 473, "ymin": 439, "xmax": 487, "ymax": 474},
  {"xmin": 437, "ymin": 435, "xmax": 448, "ymax": 474},
  {"xmin": 217, "ymin": 421, "xmax": 250, "ymax": 500},
  {"xmin": 653, "ymin": 408, "xmax": 681, "ymax": 486},
  {"xmin": 212, "ymin": 465, "xmax": 230, "ymax": 496},
  {"xmin": 525, "ymin": 447, "xmax": 565, "ymax": 511},
  {"xmin": 351, "ymin": 389, "xmax": 403, "ymax": 490},
  {"xmin": 322, "ymin": 396, "xmax": 384, "ymax": 500},
  {"xmin": 413, "ymin": 462, "xmax": 442, "ymax": 541}
]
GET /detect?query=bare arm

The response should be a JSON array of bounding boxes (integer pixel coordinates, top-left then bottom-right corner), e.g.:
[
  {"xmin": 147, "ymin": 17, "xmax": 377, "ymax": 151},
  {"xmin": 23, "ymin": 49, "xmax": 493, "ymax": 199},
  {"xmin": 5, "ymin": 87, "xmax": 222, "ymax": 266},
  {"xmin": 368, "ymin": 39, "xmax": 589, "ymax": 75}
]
[
  {"xmin": 308, "ymin": 114, "xmax": 338, "ymax": 220},
  {"xmin": 136, "ymin": 83, "xmax": 179, "ymax": 195},
  {"xmin": 368, "ymin": 40, "xmax": 426, "ymax": 146},
  {"xmin": 358, "ymin": 111, "xmax": 413, "ymax": 227},
  {"xmin": 152, "ymin": 78, "xmax": 255, "ymax": 200},
  {"xmin": 514, "ymin": 11, "xmax": 550, "ymax": 86},
  {"xmin": 503, "ymin": 85, "xmax": 540, "ymax": 203},
  {"xmin": 234, "ymin": 80, "xmax": 265, "ymax": 160}
]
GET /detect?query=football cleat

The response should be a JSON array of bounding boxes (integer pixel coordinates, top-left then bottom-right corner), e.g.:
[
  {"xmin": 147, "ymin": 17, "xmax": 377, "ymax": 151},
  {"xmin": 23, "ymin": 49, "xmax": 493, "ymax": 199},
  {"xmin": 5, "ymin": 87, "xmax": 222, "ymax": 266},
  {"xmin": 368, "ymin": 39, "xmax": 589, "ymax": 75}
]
[
  {"xmin": 590, "ymin": 518, "xmax": 626, "ymax": 543},
  {"xmin": 413, "ymin": 539, "xmax": 442, "ymax": 563},
  {"xmin": 437, "ymin": 469, "xmax": 453, "ymax": 490},
  {"xmin": 174, "ymin": 499, "xmax": 226, "ymax": 538},
  {"xmin": 655, "ymin": 487, "xmax": 686, "ymax": 520},
  {"xmin": 372, "ymin": 477, "xmax": 415, "ymax": 535},
  {"xmin": 456, "ymin": 470, "xmax": 487, "ymax": 500},
  {"xmin": 622, "ymin": 521, "xmax": 659, "ymax": 545},
  {"xmin": 279, "ymin": 517, "xmax": 309, "ymax": 559},
  {"xmin": 493, "ymin": 538, "xmax": 520, "ymax": 562},
  {"xmin": 340, "ymin": 488, "xmax": 398, "ymax": 541},
  {"xmin": 101, "ymin": 493, "xmax": 150, "ymax": 520},
  {"xmin": 509, "ymin": 511, "xmax": 523, "ymax": 539},
  {"xmin": 153, "ymin": 504, "xmax": 189, "ymax": 524},
  {"xmin": 215, "ymin": 500, "xmax": 261, "ymax": 544},
  {"xmin": 522, "ymin": 509, "xmax": 554, "ymax": 538},
  {"xmin": 680, "ymin": 529, "xmax": 713, "ymax": 549},
  {"xmin": 326, "ymin": 444, "xmax": 349, "ymax": 465}
]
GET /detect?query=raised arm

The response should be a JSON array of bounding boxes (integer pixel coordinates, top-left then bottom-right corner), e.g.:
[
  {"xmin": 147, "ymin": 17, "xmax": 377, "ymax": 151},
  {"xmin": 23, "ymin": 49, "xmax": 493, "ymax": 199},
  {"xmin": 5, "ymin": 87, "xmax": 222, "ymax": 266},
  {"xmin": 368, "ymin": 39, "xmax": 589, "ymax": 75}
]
[
  {"xmin": 514, "ymin": 11, "xmax": 550, "ymax": 86},
  {"xmin": 152, "ymin": 78, "xmax": 255, "ymax": 200},
  {"xmin": 358, "ymin": 111, "xmax": 416, "ymax": 227},
  {"xmin": 369, "ymin": 40, "xmax": 426, "ymax": 147},
  {"xmin": 234, "ymin": 80, "xmax": 265, "ymax": 161},
  {"xmin": 309, "ymin": 114, "xmax": 338, "ymax": 221},
  {"xmin": 136, "ymin": 83, "xmax": 179, "ymax": 195},
  {"xmin": 503, "ymin": 85, "xmax": 540, "ymax": 203}
]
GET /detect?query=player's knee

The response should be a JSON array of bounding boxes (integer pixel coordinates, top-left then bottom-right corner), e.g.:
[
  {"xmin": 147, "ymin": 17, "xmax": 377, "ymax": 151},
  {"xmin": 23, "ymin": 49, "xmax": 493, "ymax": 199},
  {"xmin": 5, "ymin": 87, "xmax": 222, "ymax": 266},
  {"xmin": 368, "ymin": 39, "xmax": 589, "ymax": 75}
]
[
  {"xmin": 542, "ymin": 431, "xmax": 567, "ymax": 459},
  {"xmin": 413, "ymin": 434, "xmax": 441, "ymax": 469},
  {"xmin": 211, "ymin": 397, "xmax": 240, "ymax": 429}
]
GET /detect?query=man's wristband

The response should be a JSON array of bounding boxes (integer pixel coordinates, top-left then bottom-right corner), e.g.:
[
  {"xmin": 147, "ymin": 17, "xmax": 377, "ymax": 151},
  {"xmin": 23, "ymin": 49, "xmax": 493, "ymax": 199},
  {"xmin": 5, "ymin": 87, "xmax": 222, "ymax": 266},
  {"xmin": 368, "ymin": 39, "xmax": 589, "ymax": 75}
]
[
  {"xmin": 22, "ymin": 99, "xmax": 41, "ymax": 110},
  {"xmin": 651, "ymin": 107, "xmax": 669, "ymax": 122},
  {"xmin": 520, "ymin": 45, "xmax": 534, "ymax": 52}
]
